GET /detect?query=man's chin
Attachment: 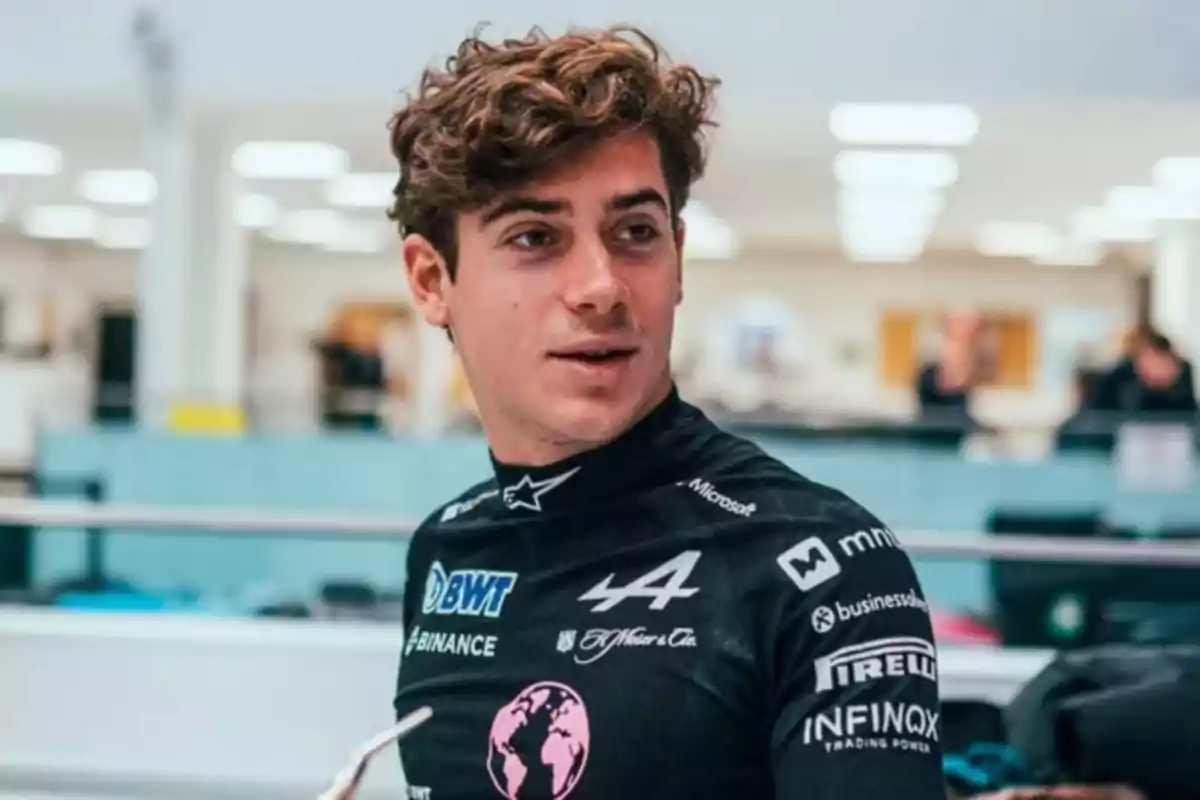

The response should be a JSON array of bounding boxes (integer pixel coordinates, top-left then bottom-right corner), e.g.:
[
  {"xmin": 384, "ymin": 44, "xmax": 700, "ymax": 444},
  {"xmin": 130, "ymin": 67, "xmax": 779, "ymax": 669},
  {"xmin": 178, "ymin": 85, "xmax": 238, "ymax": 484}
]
[{"xmin": 546, "ymin": 394, "xmax": 642, "ymax": 448}]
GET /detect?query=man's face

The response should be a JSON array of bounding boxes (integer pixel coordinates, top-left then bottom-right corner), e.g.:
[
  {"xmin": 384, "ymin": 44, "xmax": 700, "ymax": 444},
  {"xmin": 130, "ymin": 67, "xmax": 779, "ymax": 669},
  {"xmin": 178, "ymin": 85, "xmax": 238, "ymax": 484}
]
[
  {"xmin": 944, "ymin": 311, "xmax": 984, "ymax": 346},
  {"xmin": 1135, "ymin": 346, "xmax": 1180, "ymax": 389},
  {"xmin": 403, "ymin": 130, "xmax": 684, "ymax": 459}
]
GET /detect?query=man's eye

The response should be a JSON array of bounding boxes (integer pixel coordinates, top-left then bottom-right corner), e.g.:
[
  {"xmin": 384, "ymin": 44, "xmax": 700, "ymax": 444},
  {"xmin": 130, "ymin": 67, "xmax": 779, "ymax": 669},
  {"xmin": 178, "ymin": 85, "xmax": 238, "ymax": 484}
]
[
  {"xmin": 509, "ymin": 229, "xmax": 558, "ymax": 249},
  {"xmin": 617, "ymin": 223, "xmax": 661, "ymax": 244}
]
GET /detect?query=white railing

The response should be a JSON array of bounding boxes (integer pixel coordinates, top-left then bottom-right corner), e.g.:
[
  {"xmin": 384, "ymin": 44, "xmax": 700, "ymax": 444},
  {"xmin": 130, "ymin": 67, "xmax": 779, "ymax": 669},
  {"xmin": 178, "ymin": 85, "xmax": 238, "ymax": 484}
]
[
  {"xmin": 2, "ymin": 499, "xmax": 1194, "ymax": 798},
  {"xmin": 2, "ymin": 497, "xmax": 1200, "ymax": 565}
]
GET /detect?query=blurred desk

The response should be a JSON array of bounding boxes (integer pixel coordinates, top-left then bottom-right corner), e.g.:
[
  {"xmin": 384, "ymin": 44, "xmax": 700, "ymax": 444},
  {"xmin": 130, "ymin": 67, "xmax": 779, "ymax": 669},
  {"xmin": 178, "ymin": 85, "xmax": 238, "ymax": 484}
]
[
  {"xmin": 715, "ymin": 409, "xmax": 971, "ymax": 448},
  {"xmin": 0, "ymin": 608, "xmax": 405, "ymax": 800},
  {"xmin": 0, "ymin": 607, "xmax": 1053, "ymax": 799},
  {"xmin": 32, "ymin": 427, "xmax": 1200, "ymax": 614}
]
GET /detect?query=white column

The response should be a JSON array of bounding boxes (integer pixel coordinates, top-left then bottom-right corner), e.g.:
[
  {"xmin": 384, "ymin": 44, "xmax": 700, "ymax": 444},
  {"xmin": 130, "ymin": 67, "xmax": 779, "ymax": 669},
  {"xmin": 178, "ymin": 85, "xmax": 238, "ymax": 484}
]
[
  {"xmin": 137, "ymin": 119, "xmax": 248, "ymax": 431},
  {"xmin": 133, "ymin": 8, "xmax": 189, "ymax": 428},
  {"xmin": 1152, "ymin": 219, "xmax": 1200, "ymax": 365},
  {"xmin": 181, "ymin": 124, "xmax": 248, "ymax": 415},
  {"xmin": 135, "ymin": 93, "xmax": 190, "ymax": 427}
]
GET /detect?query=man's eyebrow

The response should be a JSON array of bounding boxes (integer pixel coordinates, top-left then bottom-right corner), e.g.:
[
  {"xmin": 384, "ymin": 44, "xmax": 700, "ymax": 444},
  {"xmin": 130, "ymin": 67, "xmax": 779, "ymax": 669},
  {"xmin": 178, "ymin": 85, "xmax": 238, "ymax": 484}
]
[
  {"xmin": 480, "ymin": 196, "xmax": 570, "ymax": 226},
  {"xmin": 607, "ymin": 188, "xmax": 669, "ymax": 214},
  {"xmin": 478, "ymin": 188, "xmax": 669, "ymax": 227}
]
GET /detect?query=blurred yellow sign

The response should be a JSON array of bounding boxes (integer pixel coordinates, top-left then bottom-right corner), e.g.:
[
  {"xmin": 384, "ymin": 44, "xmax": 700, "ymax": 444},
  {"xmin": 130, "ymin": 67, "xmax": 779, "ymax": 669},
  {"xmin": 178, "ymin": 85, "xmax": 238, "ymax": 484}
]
[{"xmin": 167, "ymin": 402, "xmax": 245, "ymax": 434}]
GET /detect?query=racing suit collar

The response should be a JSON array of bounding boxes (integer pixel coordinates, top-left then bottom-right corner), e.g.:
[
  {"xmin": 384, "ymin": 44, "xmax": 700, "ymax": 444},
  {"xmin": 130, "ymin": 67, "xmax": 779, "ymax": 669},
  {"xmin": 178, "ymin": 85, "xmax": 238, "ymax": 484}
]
[{"xmin": 490, "ymin": 385, "xmax": 691, "ymax": 516}]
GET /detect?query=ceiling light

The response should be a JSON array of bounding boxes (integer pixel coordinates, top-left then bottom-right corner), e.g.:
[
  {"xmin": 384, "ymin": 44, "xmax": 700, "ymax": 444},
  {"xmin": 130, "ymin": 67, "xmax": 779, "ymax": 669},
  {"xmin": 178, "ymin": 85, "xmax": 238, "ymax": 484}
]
[
  {"xmin": 834, "ymin": 151, "xmax": 958, "ymax": 188},
  {"xmin": 232, "ymin": 141, "xmax": 348, "ymax": 180},
  {"xmin": 841, "ymin": 223, "xmax": 934, "ymax": 263},
  {"xmin": 841, "ymin": 211, "xmax": 938, "ymax": 242},
  {"xmin": 844, "ymin": 252, "xmax": 923, "ymax": 264},
  {"xmin": 975, "ymin": 221, "xmax": 1062, "ymax": 258},
  {"xmin": 0, "ymin": 139, "xmax": 63, "ymax": 176},
  {"xmin": 840, "ymin": 220, "xmax": 934, "ymax": 244},
  {"xmin": 842, "ymin": 239, "xmax": 925, "ymax": 263},
  {"xmin": 837, "ymin": 186, "xmax": 942, "ymax": 264},
  {"xmin": 1032, "ymin": 239, "xmax": 1101, "ymax": 268},
  {"xmin": 681, "ymin": 201, "xmax": 739, "ymax": 260},
  {"xmin": 842, "ymin": 237, "xmax": 927, "ymax": 254},
  {"xmin": 841, "ymin": 217, "xmax": 930, "ymax": 262},
  {"xmin": 1071, "ymin": 206, "xmax": 1155, "ymax": 243},
  {"xmin": 1105, "ymin": 185, "xmax": 1200, "ymax": 222},
  {"xmin": 268, "ymin": 209, "xmax": 348, "ymax": 245},
  {"xmin": 830, "ymin": 103, "xmax": 979, "ymax": 146},
  {"xmin": 838, "ymin": 187, "xmax": 944, "ymax": 225},
  {"xmin": 326, "ymin": 172, "xmax": 396, "ymax": 208},
  {"xmin": 1105, "ymin": 185, "xmax": 1158, "ymax": 219},
  {"xmin": 95, "ymin": 217, "xmax": 151, "ymax": 250},
  {"xmin": 840, "ymin": 220, "xmax": 932, "ymax": 243},
  {"xmin": 236, "ymin": 193, "xmax": 280, "ymax": 229},
  {"xmin": 1153, "ymin": 157, "xmax": 1200, "ymax": 190},
  {"xmin": 78, "ymin": 169, "xmax": 157, "ymax": 205},
  {"xmin": 322, "ymin": 221, "xmax": 391, "ymax": 254},
  {"xmin": 21, "ymin": 205, "xmax": 97, "ymax": 240}
]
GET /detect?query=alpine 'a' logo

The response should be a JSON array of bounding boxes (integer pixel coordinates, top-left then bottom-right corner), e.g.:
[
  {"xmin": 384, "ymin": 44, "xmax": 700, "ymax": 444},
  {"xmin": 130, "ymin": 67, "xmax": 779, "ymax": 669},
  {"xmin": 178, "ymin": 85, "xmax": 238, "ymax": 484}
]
[{"xmin": 578, "ymin": 551, "xmax": 702, "ymax": 612}]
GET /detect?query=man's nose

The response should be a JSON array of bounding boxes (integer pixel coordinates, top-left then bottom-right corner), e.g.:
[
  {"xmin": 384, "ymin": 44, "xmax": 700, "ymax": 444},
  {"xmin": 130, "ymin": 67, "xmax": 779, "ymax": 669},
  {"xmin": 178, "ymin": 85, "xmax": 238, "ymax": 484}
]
[{"xmin": 559, "ymin": 242, "xmax": 627, "ymax": 316}]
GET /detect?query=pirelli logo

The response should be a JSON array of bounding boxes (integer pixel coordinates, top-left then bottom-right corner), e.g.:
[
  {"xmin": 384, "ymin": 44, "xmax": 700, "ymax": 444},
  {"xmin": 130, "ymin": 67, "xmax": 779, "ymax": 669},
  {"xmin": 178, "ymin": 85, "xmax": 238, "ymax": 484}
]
[{"xmin": 813, "ymin": 636, "xmax": 937, "ymax": 692}]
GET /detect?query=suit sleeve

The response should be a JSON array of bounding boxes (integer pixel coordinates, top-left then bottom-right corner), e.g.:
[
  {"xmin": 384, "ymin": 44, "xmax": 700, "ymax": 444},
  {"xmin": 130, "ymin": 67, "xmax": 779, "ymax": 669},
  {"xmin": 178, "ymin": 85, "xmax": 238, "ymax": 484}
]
[
  {"xmin": 764, "ymin": 516, "xmax": 947, "ymax": 799},
  {"xmin": 401, "ymin": 525, "xmax": 433, "ymax": 635},
  {"xmin": 402, "ymin": 543, "xmax": 418, "ymax": 632},
  {"xmin": 396, "ymin": 525, "xmax": 432, "ymax": 729}
]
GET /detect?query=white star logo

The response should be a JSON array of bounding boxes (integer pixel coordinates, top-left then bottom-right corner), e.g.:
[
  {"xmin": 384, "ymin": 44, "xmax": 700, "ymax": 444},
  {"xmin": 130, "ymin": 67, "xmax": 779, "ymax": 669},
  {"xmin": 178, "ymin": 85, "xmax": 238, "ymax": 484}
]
[{"xmin": 501, "ymin": 467, "xmax": 581, "ymax": 512}]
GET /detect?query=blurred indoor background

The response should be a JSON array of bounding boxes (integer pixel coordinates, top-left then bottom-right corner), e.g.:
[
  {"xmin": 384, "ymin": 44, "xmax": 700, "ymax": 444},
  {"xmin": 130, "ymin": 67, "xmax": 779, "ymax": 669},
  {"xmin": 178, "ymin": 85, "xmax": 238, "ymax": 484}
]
[{"xmin": 2, "ymin": 1, "xmax": 1200, "ymax": 798}]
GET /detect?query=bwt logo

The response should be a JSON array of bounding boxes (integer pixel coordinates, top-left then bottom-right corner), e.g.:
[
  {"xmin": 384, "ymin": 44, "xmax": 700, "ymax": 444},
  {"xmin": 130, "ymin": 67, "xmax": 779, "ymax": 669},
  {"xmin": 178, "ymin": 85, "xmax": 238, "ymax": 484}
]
[
  {"xmin": 838, "ymin": 527, "xmax": 901, "ymax": 557},
  {"xmin": 813, "ymin": 636, "xmax": 938, "ymax": 692},
  {"xmin": 421, "ymin": 561, "xmax": 517, "ymax": 618}
]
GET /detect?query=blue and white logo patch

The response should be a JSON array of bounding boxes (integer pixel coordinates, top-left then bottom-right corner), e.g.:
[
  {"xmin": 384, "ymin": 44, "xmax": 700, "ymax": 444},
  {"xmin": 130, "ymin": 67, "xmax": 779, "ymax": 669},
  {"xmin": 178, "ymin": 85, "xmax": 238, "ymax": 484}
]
[{"xmin": 421, "ymin": 561, "xmax": 518, "ymax": 618}]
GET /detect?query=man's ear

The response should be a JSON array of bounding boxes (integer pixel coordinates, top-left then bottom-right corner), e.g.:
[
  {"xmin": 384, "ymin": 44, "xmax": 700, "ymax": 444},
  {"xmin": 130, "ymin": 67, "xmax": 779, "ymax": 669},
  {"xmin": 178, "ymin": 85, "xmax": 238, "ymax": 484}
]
[
  {"xmin": 402, "ymin": 234, "xmax": 451, "ymax": 329},
  {"xmin": 673, "ymin": 216, "xmax": 686, "ymax": 306}
]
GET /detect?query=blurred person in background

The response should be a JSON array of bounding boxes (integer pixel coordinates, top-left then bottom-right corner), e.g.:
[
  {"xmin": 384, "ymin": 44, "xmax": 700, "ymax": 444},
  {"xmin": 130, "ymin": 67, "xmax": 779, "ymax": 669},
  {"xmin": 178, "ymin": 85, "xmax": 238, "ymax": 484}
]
[
  {"xmin": 314, "ymin": 312, "xmax": 387, "ymax": 431},
  {"xmin": 1054, "ymin": 364, "xmax": 1114, "ymax": 452},
  {"xmin": 916, "ymin": 310, "xmax": 985, "ymax": 411},
  {"xmin": 386, "ymin": 24, "xmax": 944, "ymax": 800},
  {"xmin": 915, "ymin": 310, "xmax": 987, "ymax": 444},
  {"xmin": 1089, "ymin": 328, "xmax": 1197, "ymax": 418}
]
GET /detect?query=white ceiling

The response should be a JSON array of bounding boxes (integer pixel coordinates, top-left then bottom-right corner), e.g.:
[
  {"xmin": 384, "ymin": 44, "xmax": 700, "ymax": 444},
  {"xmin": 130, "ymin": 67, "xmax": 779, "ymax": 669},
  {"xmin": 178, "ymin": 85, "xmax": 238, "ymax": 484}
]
[
  {"xmin": 3, "ymin": 0, "xmax": 1200, "ymax": 261},
  {"xmin": 5, "ymin": 0, "xmax": 1200, "ymax": 107},
  {"xmin": 3, "ymin": 102, "xmax": 1199, "ymax": 256}
]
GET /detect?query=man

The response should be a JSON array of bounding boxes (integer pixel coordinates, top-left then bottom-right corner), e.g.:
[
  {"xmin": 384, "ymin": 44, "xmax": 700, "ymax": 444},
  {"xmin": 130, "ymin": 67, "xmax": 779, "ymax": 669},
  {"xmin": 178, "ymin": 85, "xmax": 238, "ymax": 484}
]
[
  {"xmin": 389, "ymin": 26, "xmax": 945, "ymax": 799},
  {"xmin": 1090, "ymin": 329, "xmax": 1197, "ymax": 417},
  {"xmin": 915, "ymin": 311, "xmax": 987, "ymax": 448}
]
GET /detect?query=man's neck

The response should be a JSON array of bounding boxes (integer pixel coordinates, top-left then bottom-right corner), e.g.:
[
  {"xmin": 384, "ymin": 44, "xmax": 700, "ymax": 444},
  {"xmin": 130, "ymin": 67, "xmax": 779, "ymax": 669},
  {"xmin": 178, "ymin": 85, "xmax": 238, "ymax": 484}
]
[{"xmin": 486, "ymin": 377, "xmax": 673, "ymax": 468}]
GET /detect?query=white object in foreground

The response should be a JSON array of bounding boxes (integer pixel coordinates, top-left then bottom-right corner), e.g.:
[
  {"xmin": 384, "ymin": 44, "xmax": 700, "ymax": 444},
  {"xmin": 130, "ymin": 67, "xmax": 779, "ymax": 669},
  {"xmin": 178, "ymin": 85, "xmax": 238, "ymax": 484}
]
[{"xmin": 318, "ymin": 707, "xmax": 433, "ymax": 800}]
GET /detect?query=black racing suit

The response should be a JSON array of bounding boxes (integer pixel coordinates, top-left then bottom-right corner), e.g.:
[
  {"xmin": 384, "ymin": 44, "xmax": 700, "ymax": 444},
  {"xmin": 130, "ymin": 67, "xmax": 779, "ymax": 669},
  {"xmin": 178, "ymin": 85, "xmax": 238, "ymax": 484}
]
[{"xmin": 394, "ymin": 387, "xmax": 946, "ymax": 799}]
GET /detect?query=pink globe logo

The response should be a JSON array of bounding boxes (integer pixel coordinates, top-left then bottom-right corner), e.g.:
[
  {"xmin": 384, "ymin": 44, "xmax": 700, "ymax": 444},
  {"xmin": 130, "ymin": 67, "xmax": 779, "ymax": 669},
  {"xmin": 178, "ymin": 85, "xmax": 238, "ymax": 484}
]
[{"xmin": 487, "ymin": 681, "xmax": 590, "ymax": 799}]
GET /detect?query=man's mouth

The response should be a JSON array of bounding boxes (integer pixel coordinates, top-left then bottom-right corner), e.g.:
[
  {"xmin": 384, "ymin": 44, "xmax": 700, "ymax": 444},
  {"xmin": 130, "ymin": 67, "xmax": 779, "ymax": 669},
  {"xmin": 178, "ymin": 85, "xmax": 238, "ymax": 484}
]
[{"xmin": 549, "ymin": 347, "xmax": 639, "ymax": 365}]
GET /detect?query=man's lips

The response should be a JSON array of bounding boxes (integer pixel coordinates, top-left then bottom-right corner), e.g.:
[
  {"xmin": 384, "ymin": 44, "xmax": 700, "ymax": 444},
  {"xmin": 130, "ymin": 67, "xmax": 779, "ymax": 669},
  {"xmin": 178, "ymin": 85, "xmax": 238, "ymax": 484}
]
[{"xmin": 547, "ymin": 344, "xmax": 640, "ymax": 363}]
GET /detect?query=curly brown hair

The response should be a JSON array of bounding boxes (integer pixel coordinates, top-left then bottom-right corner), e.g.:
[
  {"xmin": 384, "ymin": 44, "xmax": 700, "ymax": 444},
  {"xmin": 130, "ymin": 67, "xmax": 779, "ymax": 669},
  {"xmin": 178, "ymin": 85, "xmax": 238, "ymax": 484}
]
[{"xmin": 386, "ymin": 25, "xmax": 720, "ymax": 278}]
